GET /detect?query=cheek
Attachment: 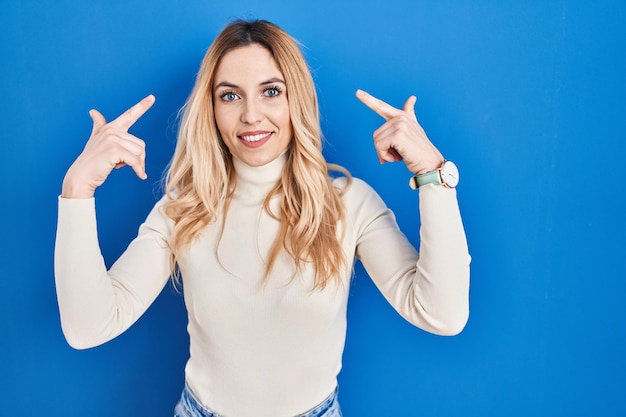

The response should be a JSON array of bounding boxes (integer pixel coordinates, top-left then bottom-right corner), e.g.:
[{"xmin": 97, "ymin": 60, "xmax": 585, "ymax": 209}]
[
  {"xmin": 274, "ymin": 103, "xmax": 292, "ymax": 132},
  {"xmin": 213, "ymin": 106, "xmax": 232, "ymax": 135}
]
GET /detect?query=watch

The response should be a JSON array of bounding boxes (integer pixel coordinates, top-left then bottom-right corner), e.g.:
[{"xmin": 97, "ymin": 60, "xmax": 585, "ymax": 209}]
[{"xmin": 409, "ymin": 160, "xmax": 459, "ymax": 190}]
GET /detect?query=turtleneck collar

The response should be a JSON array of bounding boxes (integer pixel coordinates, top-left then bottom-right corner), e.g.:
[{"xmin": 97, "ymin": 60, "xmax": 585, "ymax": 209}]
[{"xmin": 232, "ymin": 152, "xmax": 287, "ymax": 201}]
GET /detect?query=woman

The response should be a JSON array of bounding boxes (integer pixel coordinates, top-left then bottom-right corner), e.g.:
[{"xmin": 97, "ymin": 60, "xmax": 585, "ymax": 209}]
[{"xmin": 55, "ymin": 19, "xmax": 470, "ymax": 417}]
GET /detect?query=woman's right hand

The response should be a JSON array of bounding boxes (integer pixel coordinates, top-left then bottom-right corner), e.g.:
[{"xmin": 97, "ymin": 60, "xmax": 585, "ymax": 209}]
[{"xmin": 61, "ymin": 95, "xmax": 156, "ymax": 199}]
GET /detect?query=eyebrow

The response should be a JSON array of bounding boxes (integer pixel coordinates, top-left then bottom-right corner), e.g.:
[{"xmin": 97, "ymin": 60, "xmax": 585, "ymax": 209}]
[{"xmin": 214, "ymin": 77, "xmax": 286, "ymax": 90}]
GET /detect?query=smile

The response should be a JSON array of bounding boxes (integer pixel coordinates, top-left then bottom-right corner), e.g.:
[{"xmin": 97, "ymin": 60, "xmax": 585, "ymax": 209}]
[{"xmin": 239, "ymin": 132, "xmax": 272, "ymax": 142}]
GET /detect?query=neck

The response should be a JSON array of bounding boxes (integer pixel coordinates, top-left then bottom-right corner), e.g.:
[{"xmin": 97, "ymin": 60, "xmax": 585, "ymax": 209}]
[{"xmin": 232, "ymin": 152, "xmax": 287, "ymax": 201}]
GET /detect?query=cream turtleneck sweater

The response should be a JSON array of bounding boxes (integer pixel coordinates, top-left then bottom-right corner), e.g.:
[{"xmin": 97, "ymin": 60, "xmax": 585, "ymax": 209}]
[{"xmin": 55, "ymin": 153, "xmax": 470, "ymax": 417}]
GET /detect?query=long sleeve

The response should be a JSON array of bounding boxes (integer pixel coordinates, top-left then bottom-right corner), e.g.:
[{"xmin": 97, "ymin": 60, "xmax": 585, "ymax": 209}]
[
  {"xmin": 54, "ymin": 196, "xmax": 174, "ymax": 349},
  {"xmin": 348, "ymin": 180, "xmax": 471, "ymax": 335}
]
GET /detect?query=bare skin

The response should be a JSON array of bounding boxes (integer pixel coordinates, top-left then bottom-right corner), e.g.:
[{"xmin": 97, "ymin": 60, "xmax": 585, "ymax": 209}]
[
  {"xmin": 356, "ymin": 89, "xmax": 444, "ymax": 175},
  {"xmin": 61, "ymin": 95, "xmax": 155, "ymax": 199}
]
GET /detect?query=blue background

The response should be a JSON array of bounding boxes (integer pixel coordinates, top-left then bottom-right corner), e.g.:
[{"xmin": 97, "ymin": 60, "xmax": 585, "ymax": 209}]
[{"xmin": 1, "ymin": 1, "xmax": 625, "ymax": 416}]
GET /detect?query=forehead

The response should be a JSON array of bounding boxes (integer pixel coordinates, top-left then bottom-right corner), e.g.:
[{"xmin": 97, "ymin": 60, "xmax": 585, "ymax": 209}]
[{"xmin": 215, "ymin": 44, "xmax": 284, "ymax": 84}]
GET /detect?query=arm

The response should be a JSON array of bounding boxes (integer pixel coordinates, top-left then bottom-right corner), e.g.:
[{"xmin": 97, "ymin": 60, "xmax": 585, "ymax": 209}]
[
  {"xmin": 54, "ymin": 95, "xmax": 171, "ymax": 349},
  {"xmin": 354, "ymin": 90, "xmax": 470, "ymax": 335},
  {"xmin": 351, "ymin": 180, "xmax": 470, "ymax": 336},
  {"xmin": 55, "ymin": 197, "xmax": 174, "ymax": 349}
]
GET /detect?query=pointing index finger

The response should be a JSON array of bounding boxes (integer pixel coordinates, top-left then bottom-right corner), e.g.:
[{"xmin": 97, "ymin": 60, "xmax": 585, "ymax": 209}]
[
  {"xmin": 111, "ymin": 94, "xmax": 156, "ymax": 131},
  {"xmin": 356, "ymin": 89, "xmax": 401, "ymax": 121}
]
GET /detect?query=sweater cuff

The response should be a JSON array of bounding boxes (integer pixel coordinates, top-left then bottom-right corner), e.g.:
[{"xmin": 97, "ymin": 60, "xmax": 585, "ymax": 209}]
[{"xmin": 57, "ymin": 196, "xmax": 97, "ymax": 239}]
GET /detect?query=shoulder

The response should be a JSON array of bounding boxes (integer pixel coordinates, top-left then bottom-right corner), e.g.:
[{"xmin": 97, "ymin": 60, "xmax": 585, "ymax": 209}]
[
  {"xmin": 141, "ymin": 194, "xmax": 176, "ymax": 231},
  {"xmin": 332, "ymin": 176, "xmax": 387, "ymax": 211}
]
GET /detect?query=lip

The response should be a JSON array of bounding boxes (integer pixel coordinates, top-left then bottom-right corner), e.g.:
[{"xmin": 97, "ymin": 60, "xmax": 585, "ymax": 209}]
[{"xmin": 238, "ymin": 131, "xmax": 273, "ymax": 148}]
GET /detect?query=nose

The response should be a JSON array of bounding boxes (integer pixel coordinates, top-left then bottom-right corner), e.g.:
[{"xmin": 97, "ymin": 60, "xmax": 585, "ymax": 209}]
[{"xmin": 240, "ymin": 98, "xmax": 262, "ymax": 124}]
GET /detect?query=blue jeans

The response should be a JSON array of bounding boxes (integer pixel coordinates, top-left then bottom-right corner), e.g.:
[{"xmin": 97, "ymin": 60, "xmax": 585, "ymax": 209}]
[{"xmin": 174, "ymin": 384, "xmax": 342, "ymax": 417}]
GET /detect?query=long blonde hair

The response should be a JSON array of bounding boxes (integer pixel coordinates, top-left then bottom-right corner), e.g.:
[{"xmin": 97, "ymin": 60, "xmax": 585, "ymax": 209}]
[{"xmin": 164, "ymin": 19, "xmax": 350, "ymax": 289}]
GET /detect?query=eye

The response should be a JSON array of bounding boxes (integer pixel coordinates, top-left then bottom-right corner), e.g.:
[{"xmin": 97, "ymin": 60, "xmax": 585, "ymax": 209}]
[
  {"xmin": 219, "ymin": 91, "xmax": 239, "ymax": 102},
  {"xmin": 264, "ymin": 86, "xmax": 282, "ymax": 97}
]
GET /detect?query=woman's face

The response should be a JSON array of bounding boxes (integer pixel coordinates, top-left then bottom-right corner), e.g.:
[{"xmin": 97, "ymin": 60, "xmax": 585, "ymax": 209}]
[{"xmin": 213, "ymin": 43, "xmax": 292, "ymax": 167}]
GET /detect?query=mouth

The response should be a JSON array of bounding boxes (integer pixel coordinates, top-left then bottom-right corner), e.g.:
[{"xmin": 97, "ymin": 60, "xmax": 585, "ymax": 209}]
[
  {"xmin": 239, "ymin": 131, "xmax": 273, "ymax": 142},
  {"xmin": 238, "ymin": 131, "xmax": 273, "ymax": 148}
]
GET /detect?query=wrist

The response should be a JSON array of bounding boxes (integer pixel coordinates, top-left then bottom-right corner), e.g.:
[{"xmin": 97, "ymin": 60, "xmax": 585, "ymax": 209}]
[
  {"xmin": 413, "ymin": 155, "xmax": 445, "ymax": 176},
  {"xmin": 415, "ymin": 160, "xmax": 444, "ymax": 175},
  {"xmin": 409, "ymin": 160, "xmax": 459, "ymax": 190},
  {"xmin": 61, "ymin": 176, "xmax": 94, "ymax": 199}
]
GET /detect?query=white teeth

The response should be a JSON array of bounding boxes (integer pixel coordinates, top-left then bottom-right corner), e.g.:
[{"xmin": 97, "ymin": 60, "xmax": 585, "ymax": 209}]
[{"xmin": 240, "ymin": 133, "xmax": 270, "ymax": 142}]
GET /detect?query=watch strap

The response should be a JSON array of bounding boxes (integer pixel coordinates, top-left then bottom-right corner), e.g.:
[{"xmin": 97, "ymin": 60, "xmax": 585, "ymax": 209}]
[{"xmin": 409, "ymin": 169, "xmax": 441, "ymax": 190}]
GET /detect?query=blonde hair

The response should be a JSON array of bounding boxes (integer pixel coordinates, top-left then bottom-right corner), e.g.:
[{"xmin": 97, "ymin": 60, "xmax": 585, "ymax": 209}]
[{"xmin": 164, "ymin": 19, "xmax": 350, "ymax": 290}]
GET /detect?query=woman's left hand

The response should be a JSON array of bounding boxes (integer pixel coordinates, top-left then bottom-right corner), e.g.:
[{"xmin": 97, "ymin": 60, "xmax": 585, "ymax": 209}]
[{"xmin": 356, "ymin": 89, "xmax": 444, "ymax": 175}]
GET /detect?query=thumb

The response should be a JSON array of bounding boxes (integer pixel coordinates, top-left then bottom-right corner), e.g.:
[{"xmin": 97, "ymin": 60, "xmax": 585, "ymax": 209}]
[
  {"xmin": 89, "ymin": 109, "xmax": 107, "ymax": 135},
  {"xmin": 402, "ymin": 95, "xmax": 417, "ymax": 118}
]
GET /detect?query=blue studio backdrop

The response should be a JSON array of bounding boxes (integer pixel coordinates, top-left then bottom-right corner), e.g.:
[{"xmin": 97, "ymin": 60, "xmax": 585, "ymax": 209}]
[{"xmin": 1, "ymin": 1, "xmax": 625, "ymax": 416}]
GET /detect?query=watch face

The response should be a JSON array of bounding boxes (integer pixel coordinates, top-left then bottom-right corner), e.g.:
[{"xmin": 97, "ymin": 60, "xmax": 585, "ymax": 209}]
[{"xmin": 442, "ymin": 161, "xmax": 459, "ymax": 187}]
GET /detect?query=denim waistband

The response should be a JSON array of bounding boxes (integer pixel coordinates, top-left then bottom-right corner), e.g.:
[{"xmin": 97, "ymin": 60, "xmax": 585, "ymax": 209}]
[
  {"xmin": 175, "ymin": 383, "xmax": 220, "ymax": 417},
  {"xmin": 175, "ymin": 383, "xmax": 340, "ymax": 417},
  {"xmin": 295, "ymin": 387, "xmax": 339, "ymax": 417}
]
